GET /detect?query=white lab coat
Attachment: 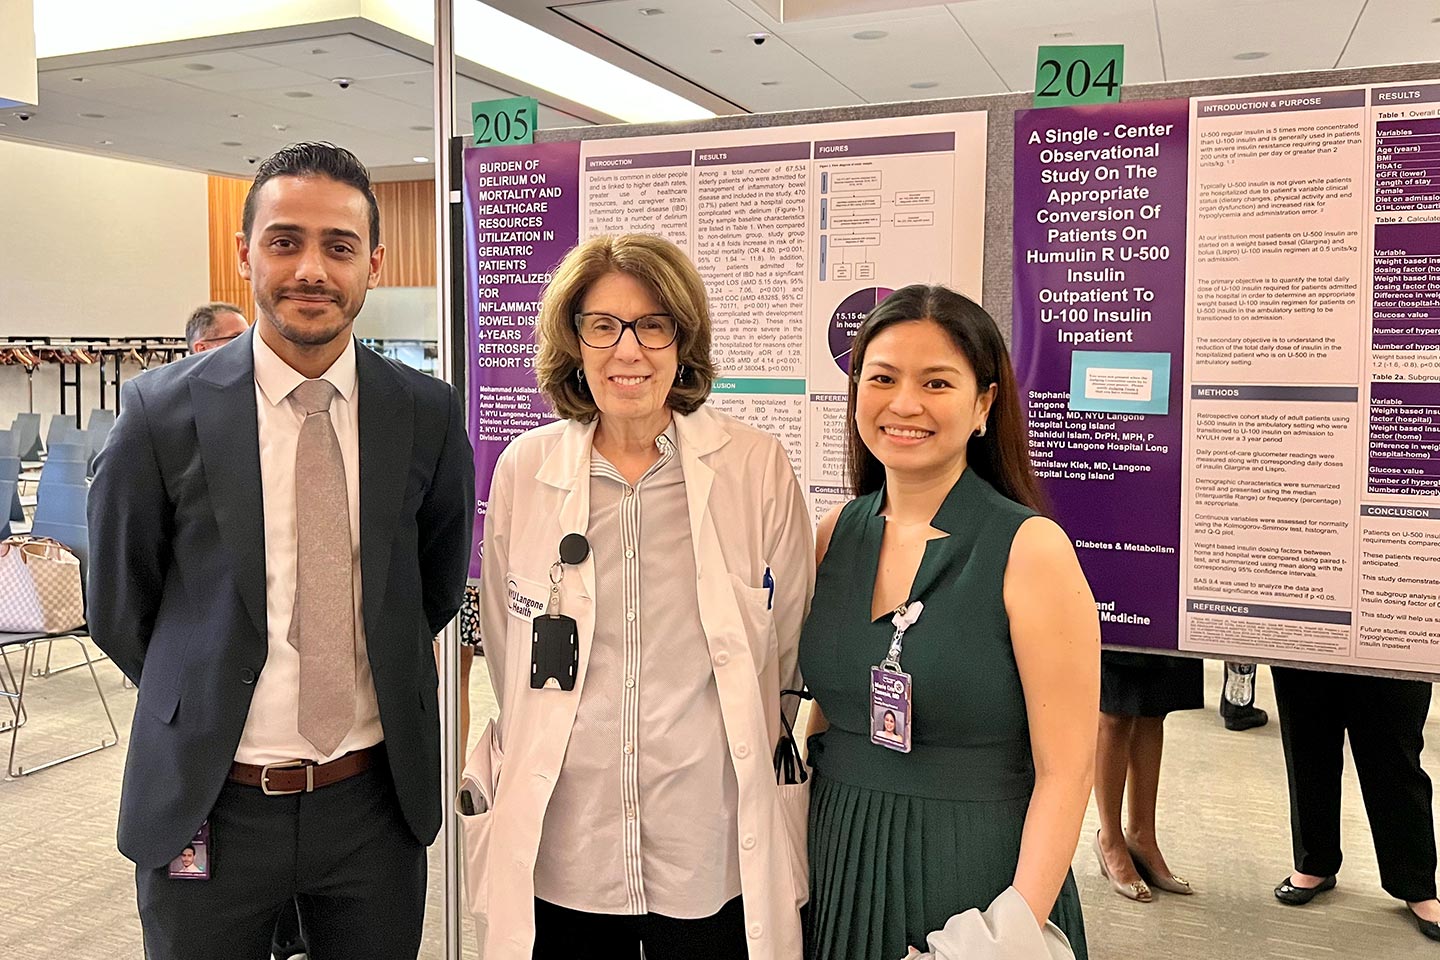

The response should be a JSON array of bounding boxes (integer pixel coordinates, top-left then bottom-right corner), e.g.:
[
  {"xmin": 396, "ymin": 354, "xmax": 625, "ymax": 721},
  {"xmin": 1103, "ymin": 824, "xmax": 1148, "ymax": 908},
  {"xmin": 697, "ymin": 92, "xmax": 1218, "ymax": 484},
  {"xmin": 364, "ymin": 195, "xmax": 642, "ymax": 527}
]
[{"xmin": 466, "ymin": 403, "xmax": 815, "ymax": 960}]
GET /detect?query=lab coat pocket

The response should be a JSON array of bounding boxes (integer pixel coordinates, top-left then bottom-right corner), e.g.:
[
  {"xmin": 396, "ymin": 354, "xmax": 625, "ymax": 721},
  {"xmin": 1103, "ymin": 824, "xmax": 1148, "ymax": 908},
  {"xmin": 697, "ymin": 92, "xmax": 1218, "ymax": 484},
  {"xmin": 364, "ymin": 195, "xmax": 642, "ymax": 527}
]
[
  {"xmin": 459, "ymin": 718, "xmax": 503, "ymax": 926},
  {"xmin": 727, "ymin": 573, "xmax": 778, "ymax": 667},
  {"xmin": 776, "ymin": 780, "xmax": 811, "ymax": 909}
]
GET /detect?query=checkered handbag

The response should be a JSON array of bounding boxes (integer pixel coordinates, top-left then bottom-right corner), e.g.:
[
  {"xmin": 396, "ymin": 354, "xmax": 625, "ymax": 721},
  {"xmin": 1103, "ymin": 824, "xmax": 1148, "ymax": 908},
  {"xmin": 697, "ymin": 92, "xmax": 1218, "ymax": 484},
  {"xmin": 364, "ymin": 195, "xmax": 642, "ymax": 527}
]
[{"xmin": 0, "ymin": 535, "xmax": 85, "ymax": 633}]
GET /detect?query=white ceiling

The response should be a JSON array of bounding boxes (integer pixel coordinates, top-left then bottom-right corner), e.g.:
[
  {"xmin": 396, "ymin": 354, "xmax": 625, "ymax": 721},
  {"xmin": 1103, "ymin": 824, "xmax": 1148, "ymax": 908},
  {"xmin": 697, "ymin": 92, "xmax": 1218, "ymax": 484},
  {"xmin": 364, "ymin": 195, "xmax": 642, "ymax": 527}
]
[
  {"xmin": 0, "ymin": 29, "xmax": 590, "ymax": 179},
  {"xmin": 549, "ymin": 0, "xmax": 1440, "ymax": 111},
  {"xmin": 2, "ymin": 0, "xmax": 1438, "ymax": 179}
]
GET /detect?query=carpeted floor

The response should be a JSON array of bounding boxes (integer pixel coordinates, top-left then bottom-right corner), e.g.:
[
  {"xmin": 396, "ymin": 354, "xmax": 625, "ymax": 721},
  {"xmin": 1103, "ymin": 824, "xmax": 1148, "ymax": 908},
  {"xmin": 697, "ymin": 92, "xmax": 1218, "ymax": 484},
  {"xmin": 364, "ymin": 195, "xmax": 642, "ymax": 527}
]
[{"xmin": 5, "ymin": 646, "xmax": 1437, "ymax": 959}]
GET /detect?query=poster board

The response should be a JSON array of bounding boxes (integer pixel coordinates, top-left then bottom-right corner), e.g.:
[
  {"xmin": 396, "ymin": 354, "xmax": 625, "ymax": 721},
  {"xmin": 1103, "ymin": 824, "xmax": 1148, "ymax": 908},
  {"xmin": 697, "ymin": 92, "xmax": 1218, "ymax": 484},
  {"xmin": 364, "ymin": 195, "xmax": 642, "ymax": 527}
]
[
  {"xmin": 1011, "ymin": 79, "xmax": 1440, "ymax": 673},
  {"xmin": 464, "ymin": 109, "xmax": 989, "ymax": 573},
  {"xmin": 460, "ymin": 60, "xmax": 1440, "ymax": 677}
]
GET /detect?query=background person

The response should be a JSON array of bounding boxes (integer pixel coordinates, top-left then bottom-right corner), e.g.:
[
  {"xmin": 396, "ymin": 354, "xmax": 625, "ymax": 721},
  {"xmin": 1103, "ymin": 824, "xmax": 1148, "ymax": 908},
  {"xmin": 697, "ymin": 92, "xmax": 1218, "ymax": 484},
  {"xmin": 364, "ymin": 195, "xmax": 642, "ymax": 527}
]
[
  {"xmin": 1271, "ymin": 666, "xmax": 1440, "ymax": 944},
  {"xmin": 185, "ymin": 302, "xmax": 250, "ymax": 352},
  {"xmin": 88, "ymin": 142, "xmax": 474, "ymax": 960},
  {"xmin": 476, "ymin": 233, "xmax": 814, "ymax": 960},
  {"xmin": 800, "ymin": 284, "xmax": 1098, "ymax": 960},
  {"xmin": 1093, "ymin": 652, "xmax": 1200, "ymax": 901}
]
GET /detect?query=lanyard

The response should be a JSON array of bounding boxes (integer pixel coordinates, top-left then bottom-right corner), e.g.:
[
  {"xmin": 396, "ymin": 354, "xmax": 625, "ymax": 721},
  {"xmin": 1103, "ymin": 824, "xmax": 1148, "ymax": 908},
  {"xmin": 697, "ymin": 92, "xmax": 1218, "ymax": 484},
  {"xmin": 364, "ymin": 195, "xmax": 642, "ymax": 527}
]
[{"xmin": 881, "ymin": 600, "xmax": 924, "ymax": 671}]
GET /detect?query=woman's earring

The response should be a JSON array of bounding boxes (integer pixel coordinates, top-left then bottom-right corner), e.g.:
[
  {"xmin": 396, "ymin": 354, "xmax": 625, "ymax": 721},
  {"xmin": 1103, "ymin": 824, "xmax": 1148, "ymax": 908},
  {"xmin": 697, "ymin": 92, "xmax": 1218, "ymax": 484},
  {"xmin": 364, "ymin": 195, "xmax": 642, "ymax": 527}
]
[
  {"xmin": 576, "ymin": 368, "xmax": 585, "ymax": 384},
  {"xmin": 976, "ymin": 422, "xmax": 987, "ymax": 437},
  {"xmin": 676, "ymin": 364, "xmax": 687, "ymax": 385}
]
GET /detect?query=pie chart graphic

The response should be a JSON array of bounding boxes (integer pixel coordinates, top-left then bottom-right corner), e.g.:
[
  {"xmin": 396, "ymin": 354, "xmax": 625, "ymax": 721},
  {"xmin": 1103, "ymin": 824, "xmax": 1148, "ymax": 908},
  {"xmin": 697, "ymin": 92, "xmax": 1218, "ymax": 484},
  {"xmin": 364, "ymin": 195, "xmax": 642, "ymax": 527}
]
[{"xmin": 829, "ymin": 287, "xmax": 894, "ymax": 375}]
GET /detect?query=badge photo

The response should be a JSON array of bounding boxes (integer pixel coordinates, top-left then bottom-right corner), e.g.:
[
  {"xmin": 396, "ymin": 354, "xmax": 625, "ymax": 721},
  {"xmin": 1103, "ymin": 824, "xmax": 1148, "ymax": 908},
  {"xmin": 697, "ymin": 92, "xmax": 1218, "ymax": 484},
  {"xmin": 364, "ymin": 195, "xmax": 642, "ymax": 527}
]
[{"xmin": 168, "ymin": 821, "xmax": 212, "ymax": 880}]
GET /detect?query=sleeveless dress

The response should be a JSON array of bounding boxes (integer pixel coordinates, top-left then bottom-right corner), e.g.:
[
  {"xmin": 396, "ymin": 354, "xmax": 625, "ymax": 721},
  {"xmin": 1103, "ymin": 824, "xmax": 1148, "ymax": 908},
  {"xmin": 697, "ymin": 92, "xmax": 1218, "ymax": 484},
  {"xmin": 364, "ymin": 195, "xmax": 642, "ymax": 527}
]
[{"xmin": 799, "ymin": 470, "xmax": 1088, "ymax": 960}]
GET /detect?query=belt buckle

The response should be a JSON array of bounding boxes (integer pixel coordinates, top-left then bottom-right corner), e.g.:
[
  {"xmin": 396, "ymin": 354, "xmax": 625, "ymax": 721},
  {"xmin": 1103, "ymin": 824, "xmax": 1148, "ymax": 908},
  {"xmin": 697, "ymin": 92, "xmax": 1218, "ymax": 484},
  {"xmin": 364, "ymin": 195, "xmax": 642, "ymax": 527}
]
[{"xmin": 260, "ymin": 759, "xmax": 316, "ymax": 796}]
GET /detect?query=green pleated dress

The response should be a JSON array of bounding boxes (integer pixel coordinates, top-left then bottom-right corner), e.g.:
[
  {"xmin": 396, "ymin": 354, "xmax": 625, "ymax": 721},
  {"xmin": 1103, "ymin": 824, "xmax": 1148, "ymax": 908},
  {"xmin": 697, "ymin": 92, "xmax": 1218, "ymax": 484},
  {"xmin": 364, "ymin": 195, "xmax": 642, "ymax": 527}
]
[{"xmin": 799, "ymin": 470, "xmax": 1088, "ymax": 960}]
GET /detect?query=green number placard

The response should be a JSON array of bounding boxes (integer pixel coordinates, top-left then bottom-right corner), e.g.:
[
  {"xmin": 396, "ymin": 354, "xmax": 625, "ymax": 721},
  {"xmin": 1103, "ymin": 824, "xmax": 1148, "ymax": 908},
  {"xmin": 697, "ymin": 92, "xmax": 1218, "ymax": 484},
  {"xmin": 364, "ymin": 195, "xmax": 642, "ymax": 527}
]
[
  {"xmin": 1033, "ymin": 45, "xmax": 1124, "ymax": 107},
  {"xmin": 472, "ymin": 96, "xmax": 537, "ymax": 145}
]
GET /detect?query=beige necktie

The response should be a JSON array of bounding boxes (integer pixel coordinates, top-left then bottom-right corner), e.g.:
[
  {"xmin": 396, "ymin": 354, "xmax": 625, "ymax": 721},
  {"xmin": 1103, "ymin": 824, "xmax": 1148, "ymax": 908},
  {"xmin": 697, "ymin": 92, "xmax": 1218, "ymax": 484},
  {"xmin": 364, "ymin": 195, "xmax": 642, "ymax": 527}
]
[{"xmin": 288, "ymin": 379, "xmax": 356, "ymax": 756}]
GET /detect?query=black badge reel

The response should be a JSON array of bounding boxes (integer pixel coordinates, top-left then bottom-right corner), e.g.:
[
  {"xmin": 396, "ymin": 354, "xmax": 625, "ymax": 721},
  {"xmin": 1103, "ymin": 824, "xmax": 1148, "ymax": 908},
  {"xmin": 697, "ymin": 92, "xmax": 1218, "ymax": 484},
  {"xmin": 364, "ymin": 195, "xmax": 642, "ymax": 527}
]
[{"xmin": 531, "ymin": 534, "xmax": 591, "ymax": 691}]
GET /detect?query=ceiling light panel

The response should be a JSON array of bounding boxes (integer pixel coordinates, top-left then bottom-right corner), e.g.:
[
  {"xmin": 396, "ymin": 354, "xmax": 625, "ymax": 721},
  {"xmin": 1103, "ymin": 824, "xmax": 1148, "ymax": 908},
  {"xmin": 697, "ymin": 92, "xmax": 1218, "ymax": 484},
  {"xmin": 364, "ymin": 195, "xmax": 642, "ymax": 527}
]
[
  {"xmin": 370, "ymin": 0, "xmax": 712, "ymax": 121},
  {"xmin": 558, "ymin": 0, "xmax": 859, "ymax": 112},
  {"xmin": 781, "ymin": 9, "xmax": 1005, "ymax": 101},
  {"xmin": 951, "ymin": 0, "xmax": 1163, "ymax": 89},
  {"xmin": 1154, "ymin": 0, "xmax": 1360, "ymax": 80}
]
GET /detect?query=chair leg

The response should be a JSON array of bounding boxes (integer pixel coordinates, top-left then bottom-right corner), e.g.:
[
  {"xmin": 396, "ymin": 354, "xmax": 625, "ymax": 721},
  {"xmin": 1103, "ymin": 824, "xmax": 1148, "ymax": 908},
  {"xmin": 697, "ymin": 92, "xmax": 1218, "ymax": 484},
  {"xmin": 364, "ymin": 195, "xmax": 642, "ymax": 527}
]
[
  {"xmin": 0, "ymin": 647, "xmax": 28, "ymax": 733},
  {"xmin": 30, "ymin": 635, "xmax": 109, "ymax": 678},
  {"xmin": 6, "ymin": 636, "xmax": 119, "ymax": 778}
]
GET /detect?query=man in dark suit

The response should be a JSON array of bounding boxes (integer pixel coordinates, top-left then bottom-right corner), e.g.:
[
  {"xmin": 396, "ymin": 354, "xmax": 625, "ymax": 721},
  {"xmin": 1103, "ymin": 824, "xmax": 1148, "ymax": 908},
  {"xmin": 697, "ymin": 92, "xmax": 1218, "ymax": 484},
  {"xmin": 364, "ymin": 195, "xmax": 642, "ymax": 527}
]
[{"xmin": 88, "ymin": 142, "xmax": 474, "ymax": 960}]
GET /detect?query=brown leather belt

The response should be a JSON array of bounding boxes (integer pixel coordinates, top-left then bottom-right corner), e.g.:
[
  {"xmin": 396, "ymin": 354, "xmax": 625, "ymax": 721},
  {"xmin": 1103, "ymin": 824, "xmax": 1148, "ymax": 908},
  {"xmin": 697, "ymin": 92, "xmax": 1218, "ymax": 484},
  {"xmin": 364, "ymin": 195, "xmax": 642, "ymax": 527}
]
[{"xmin": 228, "ymin": 744, "xmax": 381, "ymax": 796}]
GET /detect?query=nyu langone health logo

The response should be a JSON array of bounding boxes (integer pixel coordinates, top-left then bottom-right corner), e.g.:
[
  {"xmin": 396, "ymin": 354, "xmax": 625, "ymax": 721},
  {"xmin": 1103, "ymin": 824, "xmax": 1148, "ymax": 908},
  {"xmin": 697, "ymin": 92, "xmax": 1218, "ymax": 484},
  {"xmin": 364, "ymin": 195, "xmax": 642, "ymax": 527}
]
[{"xmin": 507, "ymin": 578, "xmax": 545, "ymax": 619}]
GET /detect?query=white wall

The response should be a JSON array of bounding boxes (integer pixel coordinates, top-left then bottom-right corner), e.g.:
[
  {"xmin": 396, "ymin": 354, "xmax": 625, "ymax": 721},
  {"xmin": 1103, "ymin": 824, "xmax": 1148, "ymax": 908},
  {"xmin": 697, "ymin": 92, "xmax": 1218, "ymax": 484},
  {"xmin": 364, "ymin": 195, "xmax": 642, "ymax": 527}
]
[
  {"xmin": 0, "ymin": 138, "xmax": 209, "ymax": 426},
  {"xmin": 0, "ymin": 139, "xmax": 210, "ymax": 340}
]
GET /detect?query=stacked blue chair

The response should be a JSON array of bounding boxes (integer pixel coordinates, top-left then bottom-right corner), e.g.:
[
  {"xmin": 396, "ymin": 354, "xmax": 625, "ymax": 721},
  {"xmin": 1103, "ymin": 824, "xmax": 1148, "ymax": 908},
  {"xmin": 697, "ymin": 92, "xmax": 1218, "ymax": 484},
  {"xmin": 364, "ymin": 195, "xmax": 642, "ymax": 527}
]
[{"xmin": 11, "ymin": 413, "xmax": 42, "ymax": 463}]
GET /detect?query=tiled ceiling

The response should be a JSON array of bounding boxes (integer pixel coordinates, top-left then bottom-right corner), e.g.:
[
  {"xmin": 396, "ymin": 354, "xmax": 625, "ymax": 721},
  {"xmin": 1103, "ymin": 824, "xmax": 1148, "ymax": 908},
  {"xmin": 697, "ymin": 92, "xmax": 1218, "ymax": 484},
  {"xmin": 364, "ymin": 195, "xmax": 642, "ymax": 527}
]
[
  {"xmin": 0, "ymin": 32, "xmax": 589, "ymax": 179},
  {"xmin": 3, "ymin": 0, "xmax": 1437, "ymax": 179},
  {"xmin": 550, "ymin": 0, "xmax": 1440, "ymax": 112}
]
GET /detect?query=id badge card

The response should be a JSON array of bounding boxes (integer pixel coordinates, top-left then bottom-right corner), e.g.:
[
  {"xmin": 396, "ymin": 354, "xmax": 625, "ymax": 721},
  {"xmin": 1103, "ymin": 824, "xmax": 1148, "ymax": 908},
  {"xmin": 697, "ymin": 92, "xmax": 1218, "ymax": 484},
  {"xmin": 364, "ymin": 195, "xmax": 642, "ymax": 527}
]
[
  {"xmin": 870, "ymin": 666, "xmax": 913, "ymax": 753},
  {"xmin": 531, "ymin": 614, "xmax": 579, "ymax": 690},
  {"xmin": 168, "ymin": 820, "xmax": 211, "ymax": 880}
]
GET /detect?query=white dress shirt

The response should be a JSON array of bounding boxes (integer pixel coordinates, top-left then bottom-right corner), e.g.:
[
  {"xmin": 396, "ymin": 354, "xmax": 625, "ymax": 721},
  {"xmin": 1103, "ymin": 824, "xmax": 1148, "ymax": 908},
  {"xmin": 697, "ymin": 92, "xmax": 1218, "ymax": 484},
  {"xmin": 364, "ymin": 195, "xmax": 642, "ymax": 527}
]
[
  {"xmin": 234, "ymin": 331, "xmax": 383, "ymax": 764},
  {"xmin": 533, "ymin": 426, "xmax": 742, "ymax": 919}
]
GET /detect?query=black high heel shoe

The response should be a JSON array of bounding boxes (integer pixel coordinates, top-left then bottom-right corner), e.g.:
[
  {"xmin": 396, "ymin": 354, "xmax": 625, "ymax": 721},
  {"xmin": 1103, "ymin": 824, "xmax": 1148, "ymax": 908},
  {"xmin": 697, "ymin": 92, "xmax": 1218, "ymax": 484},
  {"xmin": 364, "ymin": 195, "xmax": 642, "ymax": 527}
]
[{"xmin": 1274, "ymin": 874, "xmax": 1336, "ymax": 905}]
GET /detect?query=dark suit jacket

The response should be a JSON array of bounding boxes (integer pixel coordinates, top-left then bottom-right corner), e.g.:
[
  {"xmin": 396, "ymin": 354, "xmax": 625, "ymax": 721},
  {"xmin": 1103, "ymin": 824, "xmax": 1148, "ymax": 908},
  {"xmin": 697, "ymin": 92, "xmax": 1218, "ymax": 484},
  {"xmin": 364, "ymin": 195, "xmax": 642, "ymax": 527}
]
[{"xmin": 87, "ymin": 327, "xmax": 474, "ymax": 868}]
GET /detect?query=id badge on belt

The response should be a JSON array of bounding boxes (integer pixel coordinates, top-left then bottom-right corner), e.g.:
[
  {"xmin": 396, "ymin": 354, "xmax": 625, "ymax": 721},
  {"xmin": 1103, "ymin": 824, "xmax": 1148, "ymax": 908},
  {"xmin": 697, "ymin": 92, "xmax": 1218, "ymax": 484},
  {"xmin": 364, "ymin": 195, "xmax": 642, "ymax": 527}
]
[{"xmin": 870, "ymin": 601, "xmax": 923, "ymax": 754}]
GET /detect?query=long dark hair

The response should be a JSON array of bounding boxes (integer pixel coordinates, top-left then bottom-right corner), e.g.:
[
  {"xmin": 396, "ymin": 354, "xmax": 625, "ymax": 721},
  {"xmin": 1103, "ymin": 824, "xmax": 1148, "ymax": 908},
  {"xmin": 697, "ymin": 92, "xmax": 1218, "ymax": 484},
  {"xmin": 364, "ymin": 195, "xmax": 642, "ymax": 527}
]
[{"xmin": 844, "ymin": 284, "xmax": 1046, "ymax": 513}]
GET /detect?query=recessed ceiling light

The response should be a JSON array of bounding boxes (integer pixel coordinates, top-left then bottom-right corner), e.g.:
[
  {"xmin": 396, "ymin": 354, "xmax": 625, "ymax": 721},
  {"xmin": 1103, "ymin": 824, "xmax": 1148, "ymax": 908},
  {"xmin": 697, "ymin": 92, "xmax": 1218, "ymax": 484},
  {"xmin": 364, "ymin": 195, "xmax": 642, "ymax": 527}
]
[
  {"xmin": 222, "ymin": 140, "xmax": 243, "ymax": 147},
  {"xmin": 760, "ymin": 80, "xmax": 780, "ymax": 86},
  {"xmin": 910, "ymin": 81, "xmax": 938, "ymax": 90},
  {"xmin": 229, "ymin": 112, "xmax": 244, "ymax": 119},
  {"xmin": 410, "ymin": 124, "xmax": 433, "ymax": 131},
  {"xmin": 1052, "ymin": 31, "xmax": 1075, "ymax": 39},
  {"xmin": 638, "ymin": 7, "xmax": 663, "ymax": 14},
  {"xmin": 710, "ymin": 48, "xmax": 723, "ymax": 54},
  {"xmin": 273, "ymin": 124, "xmax": 289, "ymax": 132},
  {"xmin": 97, "ymin": 139, "xmax": 112, "ymax": 145},
  {"xmin": 79, "ymin": 112, "xmax": 106, "ymax": 118},
  {"xmin": 311, "ymin": 48, "xmax": 329, "ymax": 55},
  {"xmin": 853, "ymin": 29, "xmax": 887, "ymax": 40},
  {"xmin": 285, "ymin": 91, "xmax": 314, "ymax": 99},
  {"xmin": 403, "ymin": 79, "xmax": 416, "ymax": 86},
  {"xmin": 1233, "ymin": 51, "xmax": 1269, "ymax": 60},
  {"xmin": 70, "ymin": 76, "xmax": 87, "ymax": 83},
  {"xmin": 183, "ymin": 63, "xmax": 215, "ymax": 72},
  {"xmin": 413, "ymin": 156, "xmax": 430, "ymax": 163}
]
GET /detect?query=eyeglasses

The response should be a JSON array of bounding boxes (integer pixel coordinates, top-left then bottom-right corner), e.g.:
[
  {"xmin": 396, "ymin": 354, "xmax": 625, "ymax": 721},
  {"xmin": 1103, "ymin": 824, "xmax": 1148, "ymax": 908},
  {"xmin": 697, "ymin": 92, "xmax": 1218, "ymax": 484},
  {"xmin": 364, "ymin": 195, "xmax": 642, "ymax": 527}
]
[
  {"xmin": 194, "ymin": 333, "xmax": 242, "ymax": 348},
  {"xmin": 575, "ymin": 312, "xmax": 678, "ymax": 350}
]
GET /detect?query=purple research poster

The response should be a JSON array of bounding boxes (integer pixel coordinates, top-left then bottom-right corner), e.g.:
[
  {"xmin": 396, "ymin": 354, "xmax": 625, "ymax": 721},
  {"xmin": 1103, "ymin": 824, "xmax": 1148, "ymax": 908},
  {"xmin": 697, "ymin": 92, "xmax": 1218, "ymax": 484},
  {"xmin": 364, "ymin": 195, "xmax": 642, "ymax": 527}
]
[
  {"xmin": 463, "ymin": 141, "xmax": 581, "ymax": 577},
  {"xmin": 1012, "ymin": 99, "xmax": 1190, "ymax": 649}
]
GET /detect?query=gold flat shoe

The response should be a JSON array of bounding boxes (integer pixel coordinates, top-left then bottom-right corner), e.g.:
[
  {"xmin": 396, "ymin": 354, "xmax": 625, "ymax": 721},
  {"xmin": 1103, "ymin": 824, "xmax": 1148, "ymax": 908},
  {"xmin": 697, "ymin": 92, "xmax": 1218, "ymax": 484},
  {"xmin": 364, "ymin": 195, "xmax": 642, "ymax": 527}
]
[
  {"xmin": 1129, "ymin": 844, "xmax": 1194, "ymax": 895},
  {"xmin": 1094, "ymin": 832, "xmax": 1152, "ymax": 902}
]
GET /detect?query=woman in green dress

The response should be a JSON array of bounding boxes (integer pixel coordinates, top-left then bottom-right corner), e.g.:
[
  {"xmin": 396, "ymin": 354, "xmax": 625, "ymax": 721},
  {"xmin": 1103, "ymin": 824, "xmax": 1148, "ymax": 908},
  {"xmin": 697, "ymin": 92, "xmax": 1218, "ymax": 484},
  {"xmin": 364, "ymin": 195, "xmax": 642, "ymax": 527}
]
[{"xmin": 800, "ymin": 285, "xmax": 1099, "ymax": 960}]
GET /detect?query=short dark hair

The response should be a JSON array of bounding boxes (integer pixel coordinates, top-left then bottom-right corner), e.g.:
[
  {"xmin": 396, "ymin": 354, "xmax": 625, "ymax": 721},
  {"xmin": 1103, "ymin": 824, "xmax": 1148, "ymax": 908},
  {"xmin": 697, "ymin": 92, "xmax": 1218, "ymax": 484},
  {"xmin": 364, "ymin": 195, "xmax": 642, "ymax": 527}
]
[
  {"xmin": 846, "ymin": 284, "xmax": 1047, "ymax": 513},
  {"xmin": 182, "ymin": 845, "xmax": 195, "ymax": 856},
  {"xmin": 185, "ymin": 302, "xmax": 246, "ymax": 349},
  {"xmin": 241, "ymin": 142, "xmax": 380, "ymax": 250}
]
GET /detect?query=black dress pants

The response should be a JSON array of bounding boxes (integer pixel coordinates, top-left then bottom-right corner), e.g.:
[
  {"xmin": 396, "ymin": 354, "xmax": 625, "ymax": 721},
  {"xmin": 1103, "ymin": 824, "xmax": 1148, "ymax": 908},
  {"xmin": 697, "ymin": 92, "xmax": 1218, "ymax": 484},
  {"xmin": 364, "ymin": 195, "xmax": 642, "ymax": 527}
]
[
  {"xmin": 532, "ymin": 895, "xmax": 748, "ymax": 960},
  {"xmin": 1272, "ymin": 667, "xmax": 1437, "ymax": 901},
  {"xmin": 136, "ymin": 759, "xmax": 427, "ymax": 960}
]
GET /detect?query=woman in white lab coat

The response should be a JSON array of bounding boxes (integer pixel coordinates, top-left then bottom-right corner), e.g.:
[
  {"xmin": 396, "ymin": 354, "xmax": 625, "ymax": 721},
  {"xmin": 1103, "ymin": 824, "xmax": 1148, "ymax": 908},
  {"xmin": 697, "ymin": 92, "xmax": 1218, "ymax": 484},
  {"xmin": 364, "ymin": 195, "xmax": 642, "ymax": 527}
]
[{"xmin": 469, "ymin": 233, "xmax": 814, "ymax": 960}]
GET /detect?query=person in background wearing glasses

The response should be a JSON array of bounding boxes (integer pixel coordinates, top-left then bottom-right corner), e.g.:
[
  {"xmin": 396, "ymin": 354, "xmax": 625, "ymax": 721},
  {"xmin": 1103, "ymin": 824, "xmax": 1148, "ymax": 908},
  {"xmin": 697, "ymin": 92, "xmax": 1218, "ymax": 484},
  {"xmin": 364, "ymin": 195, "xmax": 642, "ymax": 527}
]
[
  {"xmin": 185, "ymin": 302, "xmax": 251, "ymax": 352},
  {"xmin": 471, "ymin": 233, "xmax": 814, "ymax": 960}
]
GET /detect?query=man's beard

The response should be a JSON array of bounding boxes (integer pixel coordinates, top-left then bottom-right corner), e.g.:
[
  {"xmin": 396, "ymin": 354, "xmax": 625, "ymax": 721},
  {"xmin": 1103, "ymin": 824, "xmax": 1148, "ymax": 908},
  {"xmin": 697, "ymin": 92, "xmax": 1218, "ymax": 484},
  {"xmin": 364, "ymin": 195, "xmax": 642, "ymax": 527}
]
[{"xmin": 260, "ymin": 287, "xmax": 357, "ymax": 346}]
